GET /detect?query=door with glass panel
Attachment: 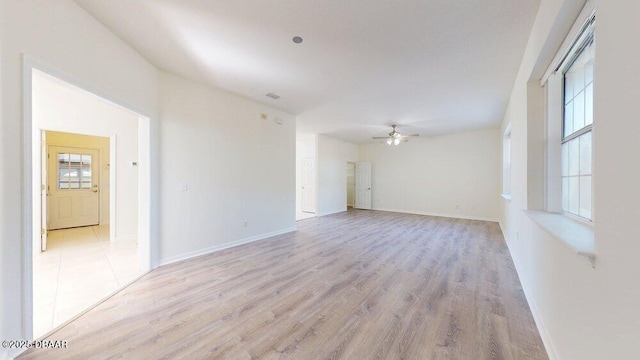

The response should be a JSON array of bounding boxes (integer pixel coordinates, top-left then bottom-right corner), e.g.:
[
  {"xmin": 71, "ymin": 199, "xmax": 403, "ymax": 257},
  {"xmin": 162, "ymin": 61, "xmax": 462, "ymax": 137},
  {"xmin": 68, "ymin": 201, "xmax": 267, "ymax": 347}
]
[{"xmin": 47, "ymin": 146, "xmax": 100, "ymax": 230}]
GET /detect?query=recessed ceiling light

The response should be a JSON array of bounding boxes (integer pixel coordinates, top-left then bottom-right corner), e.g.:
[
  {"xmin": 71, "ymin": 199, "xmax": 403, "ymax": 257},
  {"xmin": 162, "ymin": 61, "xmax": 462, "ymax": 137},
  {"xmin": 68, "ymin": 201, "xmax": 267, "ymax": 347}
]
[
  {"xmin": 266, "ymin": 93, "xmax": 280, "ymax": 99},
  {"xmin": 292, "ymin": 36, "xmax": 303, "ymax": 44}
]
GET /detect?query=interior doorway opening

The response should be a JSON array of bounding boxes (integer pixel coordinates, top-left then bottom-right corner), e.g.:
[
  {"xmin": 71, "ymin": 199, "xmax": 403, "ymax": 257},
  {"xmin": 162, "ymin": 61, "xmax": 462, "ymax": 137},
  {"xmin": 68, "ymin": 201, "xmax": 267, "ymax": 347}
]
[
  {"xmin": 347, "ymin": 162, "xmax": 355, "ymax": 209},
  {"xmin": 27, "ymin": 66, "xmax": 151, "ymax": 340},
  {"xmin": 296, "ymin": 135, "xmax": 317, "ymax": 221},
  {"xmin": 45, "ymin": 132, "xmax": 107, "ymax": 234}
]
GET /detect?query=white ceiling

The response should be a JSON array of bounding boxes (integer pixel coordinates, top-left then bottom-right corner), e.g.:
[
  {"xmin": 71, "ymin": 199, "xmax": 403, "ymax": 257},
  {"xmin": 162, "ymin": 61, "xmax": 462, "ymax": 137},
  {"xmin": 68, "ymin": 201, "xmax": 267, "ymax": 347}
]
[{"xmin": 75, "ymin": 0, "xmax": 540, "ymax": 144}]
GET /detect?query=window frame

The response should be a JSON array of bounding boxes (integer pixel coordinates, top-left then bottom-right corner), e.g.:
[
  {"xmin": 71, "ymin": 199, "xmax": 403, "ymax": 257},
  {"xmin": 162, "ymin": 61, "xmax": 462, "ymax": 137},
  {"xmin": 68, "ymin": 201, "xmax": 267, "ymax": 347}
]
[
  {"xmin": 558, "ymin": 18, "xmax": 595, "ymax": 223},
  {"xmin": 502, "ymin": 124, "xmax": 512, "ymax": 200},
  {"xmin": 57, "ymin": 152, "xmax": 94, "ymax": 191},
  {"xmin": 543, "ymin": 11, "xmax": 596, "ymax": 226}
]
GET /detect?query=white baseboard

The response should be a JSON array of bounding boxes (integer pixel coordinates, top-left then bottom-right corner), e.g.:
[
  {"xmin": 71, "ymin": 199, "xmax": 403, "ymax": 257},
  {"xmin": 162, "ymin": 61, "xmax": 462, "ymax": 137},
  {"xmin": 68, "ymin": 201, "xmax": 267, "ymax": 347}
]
[
  {"xmin": 372, "ymin": 207, "xmax": 498, "ymax": 223},
  {"xmin": 499, "ymin": 221, "xmax": 559, "ymax": 360},
  {"xmin": 158, "ymin": 227, "xmax": 296, "ymax": 266},
  {"xmin": 317, "ymin": 209, "xmax": 347, "ymax": 217}
]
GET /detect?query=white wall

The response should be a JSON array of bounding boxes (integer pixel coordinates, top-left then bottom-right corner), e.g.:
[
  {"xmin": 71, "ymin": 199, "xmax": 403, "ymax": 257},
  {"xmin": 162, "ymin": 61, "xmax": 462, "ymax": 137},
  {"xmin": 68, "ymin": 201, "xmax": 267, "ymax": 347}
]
[
  {"xmin": 359, "ymin": 129, "xmax": 500, "ymax": 221},
  {"xmin": 316, "ymin": 135, "xmax": 358, "ymax": 216},
  {"xmin": 296, "ymin": 135, "xmax": 317, "ymax": 214},
  {"xmin": 158, "ymin": 71, "xmax": 296, "ymax": 263},
  {"xmin": 0, "ymin": 1, "xmax": 158, "ymax": 357},
  {"xmin": 501, "ymin": 0, "xmax": 640, "ymax": 359},
  {"xmin": 33, "ymin": 71, "xmax": 140, "ymax": 242}
]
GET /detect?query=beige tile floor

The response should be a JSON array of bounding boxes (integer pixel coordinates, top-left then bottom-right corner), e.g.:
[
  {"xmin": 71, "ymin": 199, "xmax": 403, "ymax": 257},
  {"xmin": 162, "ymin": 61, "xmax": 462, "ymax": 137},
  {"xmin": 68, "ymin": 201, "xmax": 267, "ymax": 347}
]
[{"xmin": 33, "ymin": 225, "xmax": 143, "ymax": 339}]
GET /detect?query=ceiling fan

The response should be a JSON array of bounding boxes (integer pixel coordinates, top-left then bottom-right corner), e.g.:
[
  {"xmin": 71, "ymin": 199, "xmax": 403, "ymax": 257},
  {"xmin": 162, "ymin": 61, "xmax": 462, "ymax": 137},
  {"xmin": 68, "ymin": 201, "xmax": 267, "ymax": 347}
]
[{"xmin": 372, "ymin": 125, "xmax": 420, "ymax": 145}]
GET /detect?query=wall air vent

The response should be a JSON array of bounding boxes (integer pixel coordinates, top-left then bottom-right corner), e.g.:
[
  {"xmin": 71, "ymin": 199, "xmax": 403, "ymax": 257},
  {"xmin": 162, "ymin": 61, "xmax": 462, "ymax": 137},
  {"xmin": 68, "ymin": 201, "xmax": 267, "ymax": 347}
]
[{"xmin": 265, "ymin": 93, "xmax": 280, "ymax": 99}]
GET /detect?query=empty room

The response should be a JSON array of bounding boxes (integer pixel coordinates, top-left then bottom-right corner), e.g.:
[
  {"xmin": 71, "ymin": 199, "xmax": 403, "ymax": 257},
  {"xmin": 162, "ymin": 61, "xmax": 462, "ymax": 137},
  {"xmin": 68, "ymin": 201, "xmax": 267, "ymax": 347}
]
[{"xmin": 1, "ymin": 0, "xmax": 639, "ymax": 360}]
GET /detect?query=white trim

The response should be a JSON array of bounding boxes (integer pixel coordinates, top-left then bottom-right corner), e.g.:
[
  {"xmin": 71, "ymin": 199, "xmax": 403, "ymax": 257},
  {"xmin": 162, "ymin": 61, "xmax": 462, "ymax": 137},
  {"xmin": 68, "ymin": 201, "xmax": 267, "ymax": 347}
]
[
  {"xmin": 504, "ymin": 123, "xmax": 512, "ymax": 137},
  {"xmin": 22, "ymin": 55, "xmax": 35, "ymax": 343},
  {"xmin": 525, "ymin": 210, "xmax": 596, "ymax": 267},
  {"xmin": 109, "ymin": 135, "xmax": 117, "ymax": 242},
  {"xmin": 372, "ymin": 208, "xmax": 498, "ymax": 223},
  {"xmin": 114, "ymin": 234, "xmax": 138, "ymax": 242},
  {"xmin": 158, "ymin": 227, "xmax": 297, "ymax": 266},
  {"xmin": 317, "ymin": 209, "xmax": 348, "ymax": 217},
  {"xmin": 541, "ymin": 2, "xmax": 595, "ymax": 85},
  {"xmin": 499, "ymin": 221, "xmax": 560, "ymax": 360},
  {"xmin": 22, "ymin": 55, "xmax": 154, "ymax": 343}
]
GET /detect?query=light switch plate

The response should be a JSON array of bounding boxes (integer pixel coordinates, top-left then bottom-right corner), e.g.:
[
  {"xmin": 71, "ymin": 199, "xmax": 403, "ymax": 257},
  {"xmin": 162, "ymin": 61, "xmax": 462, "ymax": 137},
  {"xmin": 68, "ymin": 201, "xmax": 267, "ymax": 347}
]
[{"xmin": 179, "ymin": 182, "xmax": 188, "ymax": 191}]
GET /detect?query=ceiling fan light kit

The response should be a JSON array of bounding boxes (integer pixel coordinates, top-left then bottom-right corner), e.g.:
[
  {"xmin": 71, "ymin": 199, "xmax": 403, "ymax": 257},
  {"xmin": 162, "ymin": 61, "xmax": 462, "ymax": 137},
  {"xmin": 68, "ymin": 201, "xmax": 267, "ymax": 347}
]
[{"xmin": 374, "ymin": 125, "xmax": 419, "ymax": 146}]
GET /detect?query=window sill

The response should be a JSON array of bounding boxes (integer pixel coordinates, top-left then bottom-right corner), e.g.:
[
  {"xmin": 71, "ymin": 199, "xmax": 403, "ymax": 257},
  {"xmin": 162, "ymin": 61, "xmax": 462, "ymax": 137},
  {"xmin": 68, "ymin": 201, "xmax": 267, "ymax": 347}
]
[
  {"xmin": 501, "ymin": 193, "xmax": 512, "ymax": 201},
  {"xmin": 525, "ymin": 210, "xmax": 596, "ymax": 268}
]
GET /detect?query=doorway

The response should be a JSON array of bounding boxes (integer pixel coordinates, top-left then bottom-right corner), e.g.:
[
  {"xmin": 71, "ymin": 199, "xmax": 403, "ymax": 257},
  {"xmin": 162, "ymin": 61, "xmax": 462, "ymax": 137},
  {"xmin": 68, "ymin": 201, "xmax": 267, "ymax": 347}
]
[
  {"xmin": 355, "ymin": 162, "xmax": 372, "ymax": 210},
  {"xmin": 26, "ymin": 65, "xmax": 152, "ymax": 340},
  {"xmin": 47, "ymin": 145, "xmax": 101, "ymax": 231},
  {"xmin": 347, "ymin": 162, "xmax": 355, "ymax": 208},
  {"xmin": 301, "ymin": 157, "xmax": 316, "ymax": 214},
  {"xmin": 296, "ymin": 135, "xmax": 317, "ymax": 221}
]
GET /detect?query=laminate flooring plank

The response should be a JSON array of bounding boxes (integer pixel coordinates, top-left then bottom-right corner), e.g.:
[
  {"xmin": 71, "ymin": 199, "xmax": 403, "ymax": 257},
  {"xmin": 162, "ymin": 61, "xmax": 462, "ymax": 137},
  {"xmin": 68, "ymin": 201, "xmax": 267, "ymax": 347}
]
[{"xmin": 21, "ymin": 210, "xmax": 548, "ymax": 360}]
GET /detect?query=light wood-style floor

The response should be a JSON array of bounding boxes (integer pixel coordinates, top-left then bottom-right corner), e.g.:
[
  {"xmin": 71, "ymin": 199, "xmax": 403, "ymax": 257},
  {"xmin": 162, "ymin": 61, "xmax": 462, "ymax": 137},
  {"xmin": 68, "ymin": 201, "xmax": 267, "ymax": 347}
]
[{"xmin": 22, "ymin": 210, "xmax": 548, "ymax": 359}]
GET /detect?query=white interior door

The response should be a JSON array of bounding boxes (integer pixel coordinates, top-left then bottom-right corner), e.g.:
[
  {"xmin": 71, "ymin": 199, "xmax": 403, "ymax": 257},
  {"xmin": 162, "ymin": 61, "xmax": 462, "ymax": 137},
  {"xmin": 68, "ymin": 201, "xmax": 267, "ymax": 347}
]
[
  {"xmin": 355, "ymin": 162, "xmax": 372, "ymax": 210},
  {"xmin": 347, "ymin": 163, "xmax": 355, "ymax": 207},
  {"xmin": 48, "ymin": 146, "xmax": 100, "ymax": 230},
  {"xmin": 40, "ymin": 131, "xmax": 48, "ymax": 251},
  {"xmin": 301, "ymin": 157, "xmax": 316, "ymax": 213}
]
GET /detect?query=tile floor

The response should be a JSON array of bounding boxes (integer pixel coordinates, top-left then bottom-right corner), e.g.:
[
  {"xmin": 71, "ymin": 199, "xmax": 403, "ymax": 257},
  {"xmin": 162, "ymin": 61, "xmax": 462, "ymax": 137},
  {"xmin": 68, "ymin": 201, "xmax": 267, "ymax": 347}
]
[{"xmin": 33, "ymin": 225, "xmax": 143, "ymax": 339}]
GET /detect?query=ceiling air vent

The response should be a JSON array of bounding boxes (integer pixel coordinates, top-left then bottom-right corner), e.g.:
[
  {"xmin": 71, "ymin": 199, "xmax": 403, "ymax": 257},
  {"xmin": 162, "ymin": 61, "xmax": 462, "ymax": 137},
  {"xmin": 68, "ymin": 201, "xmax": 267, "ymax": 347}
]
[{"xmin": 265, "ymin": 93, "xmax": 280, "ymax": 99}]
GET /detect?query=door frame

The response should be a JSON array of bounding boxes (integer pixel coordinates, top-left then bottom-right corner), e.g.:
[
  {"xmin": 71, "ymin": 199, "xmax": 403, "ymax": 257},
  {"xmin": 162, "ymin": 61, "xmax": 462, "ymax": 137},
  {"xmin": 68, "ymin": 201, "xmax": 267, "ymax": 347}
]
[
  {"xmin": 39, "ymin": 131, "xmax": 47, "ymax": 252},
  {"xmin": 45, "ymin": 142, "xmax": 107, "ymax": 232},
  {"xmin": 300, "ymin": 157, "xmax": 316, "ymax": 214},
  {"xmin": 22, "ymin": 55, "xmax": 154, "ymax": 341},
  {"xmin": 346, "ymin": 161, "xmax": 356, "ymax": 208},
  {"xmin": 41, "ymin": 133, "xmax": 117, "ymax": 243}
]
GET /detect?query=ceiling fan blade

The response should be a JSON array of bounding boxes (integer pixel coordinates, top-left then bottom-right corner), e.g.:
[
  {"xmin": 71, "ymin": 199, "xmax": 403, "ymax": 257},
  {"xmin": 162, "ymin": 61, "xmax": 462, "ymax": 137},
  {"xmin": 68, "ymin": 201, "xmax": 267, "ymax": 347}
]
[
  {"xmin": 401, "ymin": 134, "xmax": 420, "ymax": 137},
  {"xmin": 372, "ymin": 136, "xmax": 391, "ymax": 140}
]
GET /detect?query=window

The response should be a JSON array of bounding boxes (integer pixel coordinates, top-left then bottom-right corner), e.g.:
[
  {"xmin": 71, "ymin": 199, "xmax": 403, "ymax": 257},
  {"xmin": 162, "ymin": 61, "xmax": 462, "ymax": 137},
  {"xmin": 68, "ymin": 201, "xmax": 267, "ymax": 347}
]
[
  {"xmin": 502, "ymin": 124, "xmax": 511, "ymax": 198},
  {"xmin": 560, "ymin": 27, "xmax": 594, "ymax": 220},
  {"xmin": 58, "ymin": 153, "xmax": 92, "ymax": 190},
  {"xmin": 530, "ymin": 9, "xmax": 596, "ymax": 261}
]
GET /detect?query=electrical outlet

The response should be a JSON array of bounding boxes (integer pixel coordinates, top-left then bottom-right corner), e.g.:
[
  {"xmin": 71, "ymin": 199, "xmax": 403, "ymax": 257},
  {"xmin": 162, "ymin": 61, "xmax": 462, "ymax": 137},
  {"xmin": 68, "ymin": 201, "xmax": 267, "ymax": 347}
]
[{"xmin": 179, "ymin": 182, "xmax": 188, "ymax": 191}]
